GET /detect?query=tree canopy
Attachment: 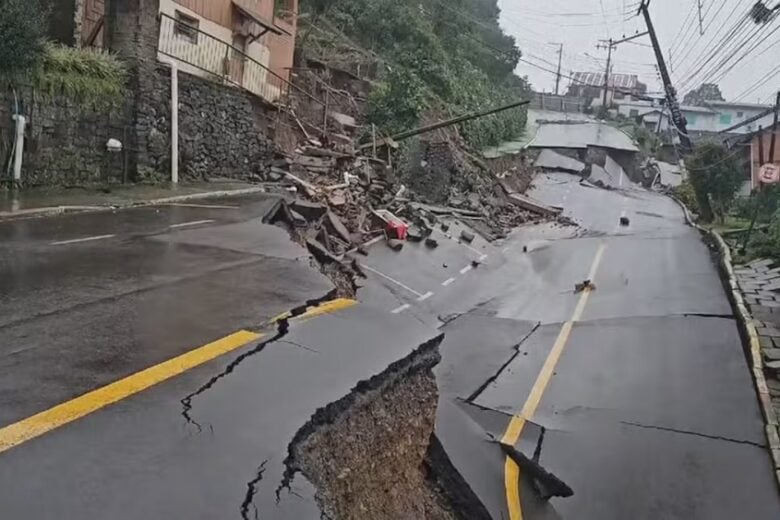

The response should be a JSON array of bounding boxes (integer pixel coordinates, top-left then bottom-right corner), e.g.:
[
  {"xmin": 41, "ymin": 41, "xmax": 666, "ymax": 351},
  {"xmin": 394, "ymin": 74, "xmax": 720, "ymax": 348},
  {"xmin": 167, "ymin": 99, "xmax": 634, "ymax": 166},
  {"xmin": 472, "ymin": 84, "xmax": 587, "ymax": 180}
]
[
  {"xmin": 683, "ymin": 83, "xmax": 725, "ymax": 107},
  {"xmin": 299, "ymin": 0, "xmax": 531, "ymax": 149},
  {"xmin": 687, "ymin": 142, "xmax": 745, "ymax": 222},
  {"xmin": 0, "ymin": 0, "xmax": 48, "ymax": 76}
]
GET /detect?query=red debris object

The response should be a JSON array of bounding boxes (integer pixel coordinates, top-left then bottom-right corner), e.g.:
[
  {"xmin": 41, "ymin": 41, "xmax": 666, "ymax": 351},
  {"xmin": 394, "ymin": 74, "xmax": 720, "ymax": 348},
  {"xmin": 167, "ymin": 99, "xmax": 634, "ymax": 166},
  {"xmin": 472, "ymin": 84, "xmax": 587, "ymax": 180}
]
[
  {"xmin": 387, "ymin": 220, "xmax": 408, "ymax": 240},
  {"xmin": 373, "ymin": 209, "xmax": 409, "ymax": 240}
]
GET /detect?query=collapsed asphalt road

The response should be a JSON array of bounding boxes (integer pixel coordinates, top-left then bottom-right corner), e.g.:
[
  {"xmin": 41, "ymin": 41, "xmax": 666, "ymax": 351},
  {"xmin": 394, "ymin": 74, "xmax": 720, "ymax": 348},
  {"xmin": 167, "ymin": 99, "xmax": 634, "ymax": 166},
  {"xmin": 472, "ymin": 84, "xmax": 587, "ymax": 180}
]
[{"xmin": 1, "ymin": 176, "xmax": 779, "ymax": 518}]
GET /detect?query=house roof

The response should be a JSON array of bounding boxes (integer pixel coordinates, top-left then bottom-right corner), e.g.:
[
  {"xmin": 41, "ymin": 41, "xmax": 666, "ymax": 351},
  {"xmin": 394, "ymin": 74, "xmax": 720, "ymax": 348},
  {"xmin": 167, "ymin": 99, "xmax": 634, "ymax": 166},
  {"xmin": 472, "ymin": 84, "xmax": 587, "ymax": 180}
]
[
  {"xmin": 232, "ymin": 0, "xmax": 285, "ymax": 36},
  {"xmin": 680, "ymin": 105, "xmax": 717, "ymax": 113},
  {"xmin": 570, "ymin": 72, "xmax": 641, "ymax": 90},
  {"xmin": 526, "ymin": 122, "xmax": 639, "ymax": 152},
  {"xmin": 705, "ymin": 100, "xmax": 773, "ymax": 110}
]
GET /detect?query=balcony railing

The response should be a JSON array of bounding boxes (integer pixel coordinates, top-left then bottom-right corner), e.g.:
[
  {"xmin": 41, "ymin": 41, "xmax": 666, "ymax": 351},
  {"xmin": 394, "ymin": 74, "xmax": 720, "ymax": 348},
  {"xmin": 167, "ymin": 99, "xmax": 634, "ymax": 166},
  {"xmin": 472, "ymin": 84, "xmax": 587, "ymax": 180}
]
[{"xmin": 158, "ymin": 12, "xmax": 288, "ymax": 104}]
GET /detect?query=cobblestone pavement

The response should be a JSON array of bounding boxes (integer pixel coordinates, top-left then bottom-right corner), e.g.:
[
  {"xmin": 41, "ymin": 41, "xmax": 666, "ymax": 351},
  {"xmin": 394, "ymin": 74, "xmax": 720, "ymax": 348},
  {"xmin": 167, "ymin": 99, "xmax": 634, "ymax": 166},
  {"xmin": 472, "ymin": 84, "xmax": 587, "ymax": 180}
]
[{"xmin": 736, "ymin": 258, "xmax": 780, "ymax": 421}]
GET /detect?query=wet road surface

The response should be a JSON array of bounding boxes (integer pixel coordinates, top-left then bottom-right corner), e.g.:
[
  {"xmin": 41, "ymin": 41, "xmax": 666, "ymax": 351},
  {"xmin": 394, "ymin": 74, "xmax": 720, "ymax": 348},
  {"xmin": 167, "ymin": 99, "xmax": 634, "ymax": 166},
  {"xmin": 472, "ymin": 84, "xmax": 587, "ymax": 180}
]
[{"xmin": 1, "ymin": 174, "xmax": 779, "ymax": 518}]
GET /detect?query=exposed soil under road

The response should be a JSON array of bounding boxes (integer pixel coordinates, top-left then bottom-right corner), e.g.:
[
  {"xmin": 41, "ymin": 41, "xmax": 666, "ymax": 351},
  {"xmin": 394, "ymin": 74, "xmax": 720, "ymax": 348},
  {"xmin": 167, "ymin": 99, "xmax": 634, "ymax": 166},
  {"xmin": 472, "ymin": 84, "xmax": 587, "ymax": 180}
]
[{"xmin": 288, "ymin": 336, "xmax": 458, "ymax": 519}]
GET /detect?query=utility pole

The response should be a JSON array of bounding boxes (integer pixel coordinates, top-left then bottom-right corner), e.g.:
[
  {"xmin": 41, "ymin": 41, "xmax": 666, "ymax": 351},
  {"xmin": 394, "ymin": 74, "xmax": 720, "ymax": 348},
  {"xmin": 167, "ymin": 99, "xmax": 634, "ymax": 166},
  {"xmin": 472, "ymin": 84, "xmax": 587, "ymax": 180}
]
[
  {"xmin": 554, "ymin": 43, "xmax": 563, "ymax": 95},
  {"xmin": 597, "ymin": 39, "xmax": 614, "ymax": 112},
  {"xmin": 697, "ymin": 0, "xmax": 704, "ymax": 34},
  {"xmin": 596, "ymin": 32, "xmax": 647, "ymax": 115},
  {"xmin": 638, "ymin": 0, "xmax": 692, "ymax": 155}
]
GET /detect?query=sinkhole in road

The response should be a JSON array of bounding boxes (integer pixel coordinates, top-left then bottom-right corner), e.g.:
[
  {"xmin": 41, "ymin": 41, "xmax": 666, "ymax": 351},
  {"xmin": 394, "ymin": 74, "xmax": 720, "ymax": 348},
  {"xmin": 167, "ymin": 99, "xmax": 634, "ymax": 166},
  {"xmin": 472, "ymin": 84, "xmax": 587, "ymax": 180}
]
[{"xmin": 278, "ymin": 334, "xmax": 485, "ymax": 519}]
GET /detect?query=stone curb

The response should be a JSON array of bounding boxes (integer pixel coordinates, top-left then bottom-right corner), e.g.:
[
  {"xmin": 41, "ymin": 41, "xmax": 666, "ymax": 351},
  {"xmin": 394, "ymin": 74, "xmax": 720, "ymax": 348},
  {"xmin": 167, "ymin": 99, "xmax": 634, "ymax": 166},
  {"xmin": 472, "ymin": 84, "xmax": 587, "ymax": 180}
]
[
  {"xmin": 0, "ymin": 187, "xmax": 267, "ymax": 222},
  {"xmin": 670, "ymin": 195, "xmax": 780, "ymax": 486}
]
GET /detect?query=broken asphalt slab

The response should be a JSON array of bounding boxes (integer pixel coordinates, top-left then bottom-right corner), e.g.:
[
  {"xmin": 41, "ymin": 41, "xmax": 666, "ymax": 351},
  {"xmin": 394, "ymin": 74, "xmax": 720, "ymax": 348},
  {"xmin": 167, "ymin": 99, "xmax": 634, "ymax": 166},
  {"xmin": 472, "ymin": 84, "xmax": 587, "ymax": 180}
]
[
  {"xmin": 0, "ymin": 304, "xmax": 448, "ymax": 519},
  {"xmin": 526, "ymin": 122, "xmax": 639, "ymax": 152},
  {"xmin": 432, "ymin": 313, "xmax": 559, "ymax": 519},
  {"xmin": 534, "ymin": 149, "xmax": 585, "ymax": 173}
]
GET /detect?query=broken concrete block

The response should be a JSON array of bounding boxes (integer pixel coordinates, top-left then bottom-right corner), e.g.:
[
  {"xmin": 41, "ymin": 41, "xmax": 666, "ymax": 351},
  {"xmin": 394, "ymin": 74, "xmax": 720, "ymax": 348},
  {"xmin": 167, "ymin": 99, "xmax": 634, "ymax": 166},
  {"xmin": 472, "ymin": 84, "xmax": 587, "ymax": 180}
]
[
  {"xmin": 316, "ymin": 228, "xmax": 333, "ymax": 252},
  {"xmin": 325, "ymin": 210, "xmax": 352, "ymax": 245},
  {"xmin": 534, "ymin": 149, "xmax": 586, "ymax": 173},
  {"xmin": 460, "ymin": 230, "xmax": 475, "ymax": 243},
  {"xmin": 425, "ymin": 238, "xmax": 439, "ymax": 249},
  {"xmin": 350, "ymin": 258, "xmax": 367, "ymax": 278},
  {"xmin": 387, "ymin": 238, "xmax": 404, "ymax": 251},
  {"xmin": 329, "ymin": 191, "xmax": 347, "ymax": 207},
  {"xmin": 290, "ymin": 209, "xmax": 308, "ymax": 227},
  {"xmin": 407, "ymin": 226, "xmax": 424, "ymax": 242},
  {"xmin": 306, "ymin": 239, "xmax": 340, "ymax": 264},
  {"xmin": 291, "ymin": 200, "xmax": 327, "ymax": 222},
  {"xmin": 506, "ymin": 192, "xmax": 562, "ymax": 217}
]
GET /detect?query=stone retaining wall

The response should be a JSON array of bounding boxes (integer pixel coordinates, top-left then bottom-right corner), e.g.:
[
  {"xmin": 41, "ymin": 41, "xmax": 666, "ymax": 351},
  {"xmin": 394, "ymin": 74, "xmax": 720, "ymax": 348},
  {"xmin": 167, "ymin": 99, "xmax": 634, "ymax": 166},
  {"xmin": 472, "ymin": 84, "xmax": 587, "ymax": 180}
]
[{"xmin": 0, "ymin": 87, "xmax": 127, "ymax": 187}]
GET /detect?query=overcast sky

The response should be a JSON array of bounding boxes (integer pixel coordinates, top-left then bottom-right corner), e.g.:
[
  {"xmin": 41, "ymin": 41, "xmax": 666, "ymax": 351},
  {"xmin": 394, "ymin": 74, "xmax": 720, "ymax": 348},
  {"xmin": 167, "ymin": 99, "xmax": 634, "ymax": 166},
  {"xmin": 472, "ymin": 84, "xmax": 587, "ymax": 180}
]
[{"xmin": 498, "ymin": 0, "xmax": 780, "ymax": 104}]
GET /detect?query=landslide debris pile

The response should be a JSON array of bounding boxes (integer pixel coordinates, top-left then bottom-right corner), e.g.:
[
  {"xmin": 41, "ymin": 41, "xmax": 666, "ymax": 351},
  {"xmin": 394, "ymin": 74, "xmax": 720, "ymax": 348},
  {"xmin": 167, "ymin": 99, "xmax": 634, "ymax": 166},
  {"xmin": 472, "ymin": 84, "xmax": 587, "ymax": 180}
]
[{"xmin": 255, "ymin": 0, "xmax": 561, "ymax": 293}]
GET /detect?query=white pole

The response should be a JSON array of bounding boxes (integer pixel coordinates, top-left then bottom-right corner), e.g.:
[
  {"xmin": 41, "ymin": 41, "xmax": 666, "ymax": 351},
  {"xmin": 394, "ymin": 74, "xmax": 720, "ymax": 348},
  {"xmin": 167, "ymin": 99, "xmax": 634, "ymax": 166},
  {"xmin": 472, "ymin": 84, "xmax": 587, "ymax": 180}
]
[
  {"xmin": 12, "ymin": 115, "xmax": 26, "ymax": 183},
  {"xmin": 170, "ymin": 62, "xmax": 179, "ymax": 185}
]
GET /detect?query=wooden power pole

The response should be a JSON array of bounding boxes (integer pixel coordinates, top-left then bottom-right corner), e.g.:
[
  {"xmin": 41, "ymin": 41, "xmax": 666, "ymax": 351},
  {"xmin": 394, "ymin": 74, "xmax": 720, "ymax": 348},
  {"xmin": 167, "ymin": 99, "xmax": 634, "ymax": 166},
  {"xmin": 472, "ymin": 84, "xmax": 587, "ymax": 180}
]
[
  {"xmin": 638, "ymin": 0, "xmax": 693, "ymax": 155},
  {"xmin": 596, "ymin": 39, "xmax": 614, "ymax": 111},
  {"xmin": 554, "ymin": 43, "xmax": 563, "ymax": 95}
]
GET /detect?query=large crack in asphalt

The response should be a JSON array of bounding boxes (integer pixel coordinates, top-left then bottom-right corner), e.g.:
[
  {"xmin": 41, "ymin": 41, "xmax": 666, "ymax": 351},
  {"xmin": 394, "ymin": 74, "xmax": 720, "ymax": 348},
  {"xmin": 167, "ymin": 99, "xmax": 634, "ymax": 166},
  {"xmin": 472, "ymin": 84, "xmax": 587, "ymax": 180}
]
[
  {"xmin": 619, "ymin": 421, "xmax": 767, "ymax": 448},
  {"xmin": 265, "ymin": 332, "xmax": 495, "ymax": 519},
  {"xmin": 465, "ymin": 321, "xmax": 541, "ymax": 403},
  {"xmin": 179, "ymin": 289, "xmax": 339, "ymax": 431},
  {"xmin": 240, "ymin": 459, "xmax": 269, "ymax": 520}
]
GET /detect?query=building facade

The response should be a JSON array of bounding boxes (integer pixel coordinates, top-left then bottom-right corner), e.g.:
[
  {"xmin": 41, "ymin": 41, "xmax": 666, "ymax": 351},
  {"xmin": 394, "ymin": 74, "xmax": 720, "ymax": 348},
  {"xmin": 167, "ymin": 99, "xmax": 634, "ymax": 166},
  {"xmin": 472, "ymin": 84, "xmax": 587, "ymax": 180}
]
[
  {"xmin": 157, "ymin": 0, "xmax": 297, "ymax": 83},
  {"xmin": 629, "ymin": 100, "xmax": 775, "ymax": 136},
  {"xmin": 54, "ymin": 0, "xmax": 298, "ymax": 104}
]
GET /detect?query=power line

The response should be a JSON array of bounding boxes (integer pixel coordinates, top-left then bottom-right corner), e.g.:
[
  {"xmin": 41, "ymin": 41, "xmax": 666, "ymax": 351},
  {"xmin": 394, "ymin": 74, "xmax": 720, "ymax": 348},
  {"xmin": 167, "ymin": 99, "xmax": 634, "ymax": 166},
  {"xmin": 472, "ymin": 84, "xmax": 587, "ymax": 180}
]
[
  {"xmin": 669, "ymin": 0, "xmax": 711, "ymax": 57},
  {"xmin": 433, "ymin": 0, "xmax": 655, "ymax": 95},
  {"xmin": 734, "ymin": 62, "xmax": 780, "ymax": 101},
  {"xmin": 672, "ymin": 1, "xmax": 752, "ymax": 82},
  {"xmin": 681, "ymin": 15, "xmax": 778, "ymax": 90},
  {"xmin": 704, "ymin": 23, "xmax": 780, "ymax": 87},
  {"xmin": 498, "ymin": 4, "xmax": 648, "ymax": 72},
  {"xmin": 599, "ymin": 0, "xmax": 612, "ymax": 38},
  {"xmin": 500, "ymin": 3, "xmax": 639, "ymax": 18},
  {"xmin": 671, "ymin": 0, "xmax": 730, "ymax": 65},
  {"xmin": 675, "ymin": 13, "xmax": 753, "ymax": 89}
]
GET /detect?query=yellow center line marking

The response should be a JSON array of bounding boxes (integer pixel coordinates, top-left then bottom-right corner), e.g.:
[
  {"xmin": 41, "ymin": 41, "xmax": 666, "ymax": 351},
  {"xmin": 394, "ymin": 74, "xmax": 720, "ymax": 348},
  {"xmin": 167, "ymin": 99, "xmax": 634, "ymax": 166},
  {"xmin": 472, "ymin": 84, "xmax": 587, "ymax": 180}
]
[
  {"xmin": 0, "ymin": 330, "xmax": 261, "ymax": 455},
  {"xmin": 501, "ymin": 242, "xmax": 606, "ymax": 520},
  {"xmin": 0, "ymin": 298, "xmax": 358, "ymax": 455},
  {"xmin": 268, "ymin": 297, "xmax": 356, "ymax": 324}
]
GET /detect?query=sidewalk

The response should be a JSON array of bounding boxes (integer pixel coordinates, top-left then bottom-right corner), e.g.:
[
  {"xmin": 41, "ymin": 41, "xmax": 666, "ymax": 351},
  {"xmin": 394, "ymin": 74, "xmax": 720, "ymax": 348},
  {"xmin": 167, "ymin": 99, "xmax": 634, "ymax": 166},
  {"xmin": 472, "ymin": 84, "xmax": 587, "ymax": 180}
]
[
  {"xmin": 735, "ymin": 258, "xmax": 780, "ymax": 425},
  {"xmin": 0, "ymin": 181, "xmax": 265, "ymax": 220}
]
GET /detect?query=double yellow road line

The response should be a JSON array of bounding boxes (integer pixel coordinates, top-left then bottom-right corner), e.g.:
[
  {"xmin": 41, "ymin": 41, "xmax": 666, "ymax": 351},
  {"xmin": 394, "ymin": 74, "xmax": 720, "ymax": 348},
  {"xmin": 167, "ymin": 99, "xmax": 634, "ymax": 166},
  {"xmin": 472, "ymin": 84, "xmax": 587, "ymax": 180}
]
[{"xmin": 501, "ymin": 243, "xmax": 606, "ymax": 519}]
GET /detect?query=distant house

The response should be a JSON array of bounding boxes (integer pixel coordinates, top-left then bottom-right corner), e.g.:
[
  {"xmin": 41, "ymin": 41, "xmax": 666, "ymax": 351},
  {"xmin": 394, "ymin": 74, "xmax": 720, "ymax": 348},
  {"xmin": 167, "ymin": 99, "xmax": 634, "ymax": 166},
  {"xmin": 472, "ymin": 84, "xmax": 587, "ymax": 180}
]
[
  {"xmin": 704, "ymin": 100, "xmax": 778, "ymax": 134},
  {"xmin": 632, "ymin": 100, "xmax": 776, "ymax": 137},
  {"xmin": 725, "ymin": 126, "xmax": 780, "ymax": 191},
  {"xmin": 567, "ymin": 72, "xmax": 648, "ymax": 106}
]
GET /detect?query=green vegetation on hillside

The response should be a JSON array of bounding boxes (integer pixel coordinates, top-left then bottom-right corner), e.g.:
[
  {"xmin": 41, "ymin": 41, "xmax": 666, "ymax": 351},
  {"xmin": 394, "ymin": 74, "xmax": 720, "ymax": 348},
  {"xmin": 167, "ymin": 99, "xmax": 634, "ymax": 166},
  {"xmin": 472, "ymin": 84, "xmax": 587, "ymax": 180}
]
[{"xmin": 299, "ymin": 0, "xmax": 531, "ymax": 149}]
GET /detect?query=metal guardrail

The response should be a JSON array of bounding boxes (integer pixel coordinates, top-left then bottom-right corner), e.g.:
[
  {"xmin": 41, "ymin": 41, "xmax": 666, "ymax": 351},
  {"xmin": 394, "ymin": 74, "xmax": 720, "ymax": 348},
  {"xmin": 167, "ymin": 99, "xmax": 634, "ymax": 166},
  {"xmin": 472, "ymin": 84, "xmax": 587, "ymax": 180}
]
[{"xmin": 158, "ymin": 12, "xmax": 289, "ymax": 104}]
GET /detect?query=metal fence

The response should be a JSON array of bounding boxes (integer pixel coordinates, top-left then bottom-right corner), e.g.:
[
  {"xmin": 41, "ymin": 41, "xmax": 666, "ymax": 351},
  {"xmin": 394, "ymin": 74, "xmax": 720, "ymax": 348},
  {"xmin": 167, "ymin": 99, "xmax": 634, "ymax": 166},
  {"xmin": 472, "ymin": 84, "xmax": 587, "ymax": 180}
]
[
  {"xmin": 531, "ymin": 92, "xmax": 586, "ymax": 114},
  {"xmin": 158, "ymin": 12, "xmax": 288, "ymax": 104}
]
